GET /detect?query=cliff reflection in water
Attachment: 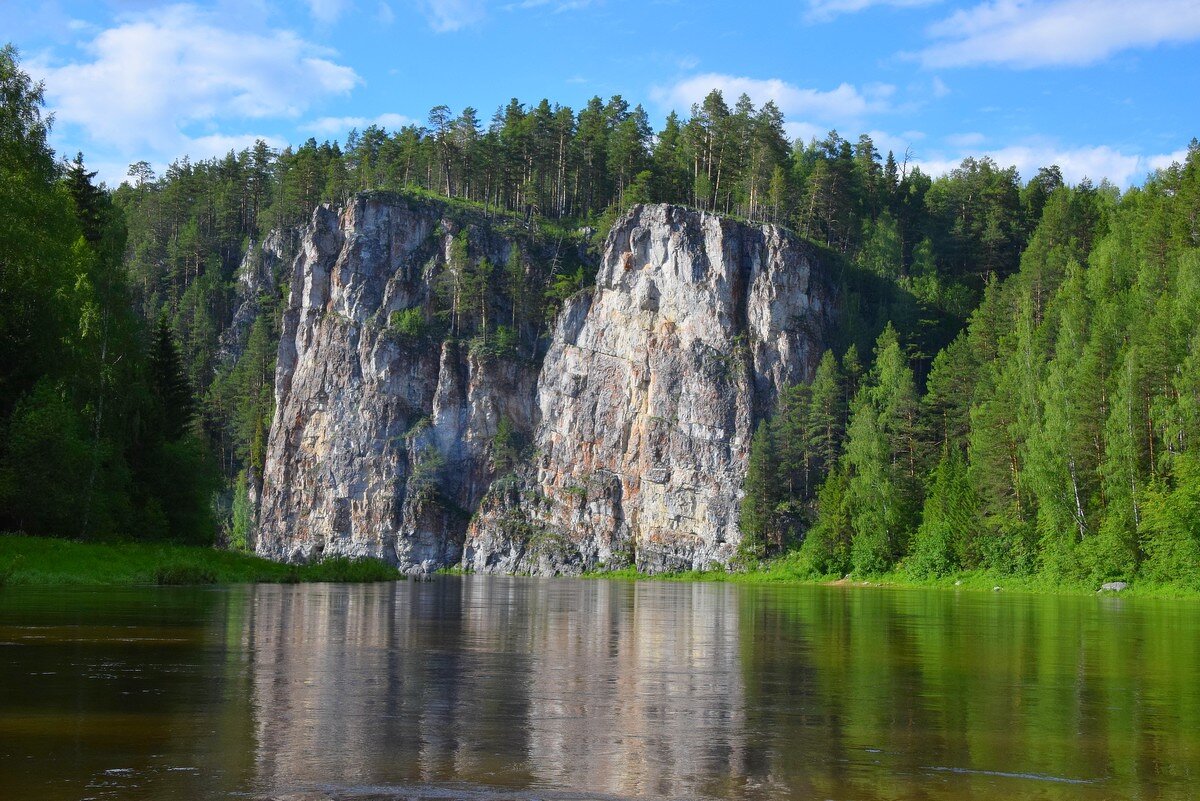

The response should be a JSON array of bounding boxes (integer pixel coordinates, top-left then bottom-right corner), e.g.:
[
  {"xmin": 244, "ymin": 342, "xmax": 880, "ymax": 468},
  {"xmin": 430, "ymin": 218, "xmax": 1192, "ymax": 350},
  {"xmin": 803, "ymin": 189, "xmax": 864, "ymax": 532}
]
[
  {"xmin": 246, "ymin": 577, "xmax": 747, "ymax": 798},
  {"xmin": 4, "ymin": 579, "xmax": 1200, "ymax": 800},
  {"xmin": 242, "ymin": 577, "xmax": 1200, "ymax": 801}
]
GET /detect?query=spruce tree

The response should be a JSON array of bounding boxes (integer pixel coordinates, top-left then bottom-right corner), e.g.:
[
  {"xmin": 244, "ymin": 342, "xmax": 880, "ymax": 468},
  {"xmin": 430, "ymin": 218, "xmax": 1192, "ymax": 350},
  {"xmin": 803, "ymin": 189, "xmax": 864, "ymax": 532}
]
[
  {"xmin": 907, "ymin": 446, "xmax": 976, "ymax": 577},
  {"xmin": 740, "ymin": 421, "xmax": 780, "ymax": 559},
  {"xmin": 845, "ymin": 327, "xmax": 923, "ymax": 574},
  {"xmin": 149, "ymin": 315, "xmax": 195, "ymax": 441},
  {"xmin": 800, "ymin": 467, "xmax": 854, "ymax": 576},
  {"xmin": 774, "ymin": 382, "xmax": 813, "ymax": 500},
  {"xmin": 807, "ymin": 350, "xmax": 845, "ymax": 481},
  {"xmin": 64, "ymin": 152, "xmax": 106, "ymax": 244}
]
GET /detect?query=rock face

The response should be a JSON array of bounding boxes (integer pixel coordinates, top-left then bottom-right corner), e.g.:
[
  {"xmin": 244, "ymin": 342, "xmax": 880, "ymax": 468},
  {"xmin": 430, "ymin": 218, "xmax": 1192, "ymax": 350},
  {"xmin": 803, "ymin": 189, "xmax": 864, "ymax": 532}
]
[
  {"xmin": 256, "ymin": 197, "xmax": 834, "ymax": 574},
  {"xmin": 219, "ymin": 228, "xmax": 299, "ymax": 365},
  {"xmin": 463, "ymin": 205, "xmax": 832, "ymax": 574},
  {"xmin": 255, "ymin": 194, "xmax": 541, "ymax": 572}
]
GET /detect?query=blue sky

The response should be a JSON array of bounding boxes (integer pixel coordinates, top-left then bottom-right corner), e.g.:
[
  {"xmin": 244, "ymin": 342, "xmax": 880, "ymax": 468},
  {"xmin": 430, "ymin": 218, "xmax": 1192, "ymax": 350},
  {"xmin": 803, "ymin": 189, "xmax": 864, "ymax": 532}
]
[{"xmin": 7, "ymin": 0, "xmax": 1200, "ymax": 187}]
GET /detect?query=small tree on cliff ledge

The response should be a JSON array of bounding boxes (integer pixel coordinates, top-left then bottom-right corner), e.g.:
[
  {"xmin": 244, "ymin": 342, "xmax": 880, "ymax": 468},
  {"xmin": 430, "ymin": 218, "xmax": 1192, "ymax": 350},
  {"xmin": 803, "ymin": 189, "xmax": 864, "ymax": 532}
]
[{"xmin": 739, "ymin": 421, "xmax": 781, "ymax": 561}]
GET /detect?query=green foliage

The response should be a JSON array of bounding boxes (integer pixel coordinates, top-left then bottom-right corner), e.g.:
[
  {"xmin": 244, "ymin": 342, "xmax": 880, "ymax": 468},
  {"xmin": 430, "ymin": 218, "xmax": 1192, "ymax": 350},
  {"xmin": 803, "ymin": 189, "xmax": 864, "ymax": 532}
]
[
  {"xmin": 1, "ymin": 380, "xmax": 92, "ymax": 535},
  {"xmin": 739, "ymin": 422, "xmax": 781, "ymax": 560},
  {"xmin": 229, "ymin": 470, "xmax": 254, "ymax": 551},
  {"xmin": 0, "ymin": 48, "xmax": 217, "ymax": 546},
  {"xmin": 389, "ymin": 307, "xmax": 429, "ymax": 340},
  {"xmin": 0, "ymin": 553, "xmax": 21, "ymax": 587},
  {"xmin": 0, "ymin": 534, "xmax": 399, "ymax": 585},
  {"xmin": 845, "ymin": 327, "xmax": 923, "ymax": 574},
  {"xmin": 905, "ymin": 447, "xmax": 976, "ymax": 577},
  {"xmin": 491, "ymin": 416, "xmax": 521, "ymax": 473},
  {"xmin": 7, "ymin": 42, "xmax": 1200, "ymax": 588},
  {"xmin": 1139, "ymin": 455, "xmax": 1200, "ymax": 587},
  {"xmin": 469, "ymin": 325, "xmax": 520, "ymax": 360},
  {"xmin": 149, "ymin": 314, "xmax": 195, "ymax": 440},
  {"xmin": 777, "ymin": 143, "xmax": 1200, "ymax": 587},
  {"xmin": 409, "ymin": 446, "xmax": 447, "ymax": 505},
  {"xmin": 799, "ymin": 467, "xmax": 854, "ymax": 576},
  {"xmin": 297, "ymin": 556, "xmax": 399, "ymax": 582}
]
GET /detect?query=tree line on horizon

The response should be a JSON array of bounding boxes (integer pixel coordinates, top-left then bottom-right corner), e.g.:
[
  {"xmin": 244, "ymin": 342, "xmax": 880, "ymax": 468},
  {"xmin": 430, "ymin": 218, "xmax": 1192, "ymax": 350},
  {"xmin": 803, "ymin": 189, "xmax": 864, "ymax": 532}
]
[
  {"xmin": 0, "ymin": 45, "xmax": 215, "ymax": 543},
  {"xmin": 110, "ymin": 77, "xmax": 1063, "ymax": 502},
  {"xmin": 741, "ymin": 144, "xmax": 1200, "ymax": 586},
  {"xmin": 3, "ymin": 44, "xmax": 1199, "ymax": 587}
]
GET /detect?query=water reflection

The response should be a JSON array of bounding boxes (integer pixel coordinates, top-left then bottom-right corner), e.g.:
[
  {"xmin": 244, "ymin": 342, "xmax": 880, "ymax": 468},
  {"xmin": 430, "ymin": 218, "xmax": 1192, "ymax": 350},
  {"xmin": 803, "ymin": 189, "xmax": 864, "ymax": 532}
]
[
  {"xmin": 247, "ymin": 579, "xmax": 748, "ymax": 798},
  {"xmin": 2, "ymin": 579, "xmax": 1199, "ymax": 800}
]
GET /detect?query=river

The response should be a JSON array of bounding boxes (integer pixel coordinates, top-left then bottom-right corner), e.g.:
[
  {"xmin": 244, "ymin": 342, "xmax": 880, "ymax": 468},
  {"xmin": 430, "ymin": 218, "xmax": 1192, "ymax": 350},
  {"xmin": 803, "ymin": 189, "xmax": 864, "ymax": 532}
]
[{"xmin": 1, "ymin": 578, "xmax": 1197, "ymax": 799}]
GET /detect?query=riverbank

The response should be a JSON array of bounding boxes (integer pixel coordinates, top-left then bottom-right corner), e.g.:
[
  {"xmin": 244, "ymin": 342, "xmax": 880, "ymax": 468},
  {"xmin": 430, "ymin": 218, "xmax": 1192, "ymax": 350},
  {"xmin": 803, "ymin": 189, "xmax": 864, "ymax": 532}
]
[
  {"xmin": 6, "ymin": 534, "xmax": 1197, "ymax": 598},
  {"xmin": 0, "ymin": 534, "xmax": 400, "ymax": 586},
  {"xmin": 585, "ymin": 553, "xmax": 1200, "ymax": 599}
]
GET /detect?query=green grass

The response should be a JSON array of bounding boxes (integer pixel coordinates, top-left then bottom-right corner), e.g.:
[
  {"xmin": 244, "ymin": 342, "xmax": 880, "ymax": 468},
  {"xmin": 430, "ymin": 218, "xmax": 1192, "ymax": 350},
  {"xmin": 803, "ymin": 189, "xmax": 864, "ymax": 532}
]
[
  {"xmin": 584, "ymin": 551, "xmax": 1200, "ymax": 599},
  {"xmin": 10, "ymin": 532, "xmax": 1193, "ymax": 598},
  {"xmin": 0, "ymin": 533, "xmax": 401, "ymax": 586}
]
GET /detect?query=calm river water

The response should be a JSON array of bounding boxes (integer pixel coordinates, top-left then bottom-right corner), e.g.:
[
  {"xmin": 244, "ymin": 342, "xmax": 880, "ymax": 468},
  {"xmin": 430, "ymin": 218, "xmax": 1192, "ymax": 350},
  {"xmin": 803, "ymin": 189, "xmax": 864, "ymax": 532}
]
[{"xmin": 1, "ymin": 577, "xmax": 1198, "ymax": 800}]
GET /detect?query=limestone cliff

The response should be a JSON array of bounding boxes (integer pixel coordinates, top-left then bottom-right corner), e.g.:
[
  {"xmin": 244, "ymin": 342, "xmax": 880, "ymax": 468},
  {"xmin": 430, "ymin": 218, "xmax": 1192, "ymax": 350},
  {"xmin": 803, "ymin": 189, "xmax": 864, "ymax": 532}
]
[
  {"xmin": 255, "ymin": 196, "xmax": 834, "ymax": 574},
  {"xmin": 219, "ymin": 227, "xmax": 299, "ymax": 366},
  {"xmin": 255, "ymin": 194, "xmax": 546, "ymax": 571},
  {"xmin": 463, "ymin": 204, "xmax": 833, "ymax": 574}
]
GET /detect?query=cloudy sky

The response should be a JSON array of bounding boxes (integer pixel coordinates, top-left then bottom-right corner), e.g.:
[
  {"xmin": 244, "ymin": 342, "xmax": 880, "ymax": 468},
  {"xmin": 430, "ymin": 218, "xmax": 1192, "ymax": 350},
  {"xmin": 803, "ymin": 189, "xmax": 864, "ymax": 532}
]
[{"xmin": 7, "ymin": 0, "xmax": 1200, "ymax": 187}]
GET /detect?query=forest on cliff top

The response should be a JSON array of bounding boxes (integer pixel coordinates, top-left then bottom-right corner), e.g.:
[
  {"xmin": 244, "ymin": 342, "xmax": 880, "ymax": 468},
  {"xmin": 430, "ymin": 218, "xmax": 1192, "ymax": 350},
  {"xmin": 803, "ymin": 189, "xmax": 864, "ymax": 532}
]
[{"xmin": 3, "ymin": 45, "xmax": 1199, "ymax": 587}]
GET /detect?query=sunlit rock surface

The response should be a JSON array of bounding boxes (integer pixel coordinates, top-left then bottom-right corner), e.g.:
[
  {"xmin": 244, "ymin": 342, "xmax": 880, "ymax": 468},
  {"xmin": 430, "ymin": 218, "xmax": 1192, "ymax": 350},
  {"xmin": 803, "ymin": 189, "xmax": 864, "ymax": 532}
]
[
  {"xmin": 256, "ymin": 197, "xmax": 833, "ymax": 573},
  {"xmin": 465, "ymin": 204, "xmax": 833, "ymax": 574}
]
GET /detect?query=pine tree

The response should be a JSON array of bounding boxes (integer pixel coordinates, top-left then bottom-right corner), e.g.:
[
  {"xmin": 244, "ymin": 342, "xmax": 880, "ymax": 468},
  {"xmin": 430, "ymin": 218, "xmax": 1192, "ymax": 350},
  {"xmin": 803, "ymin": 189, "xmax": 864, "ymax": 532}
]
[
  {"xmin": 906, "ymin": 446, "xmax": 976, "ymax": 576},
  {"xmin": 149, "ymin": 315, "xmax": 195, "ymax": 441},
  {"xmin": 739, "ymin": 421, "xmax": 780, "ymax": 559},
  {"xmin": 800, "ymin": 467, "xmax": 854, "ymax": 576},
  {"xmin": 64, "ymin": 152, "xmax": 107, "ymax": 244},
  {"xmin": 806, "ymin": 350, "xmax": 845, "ymax": 483},
  {"xmin": 844, "ymin": 327, "xmax": 923, "ymax": 574},
  {"xmin": 774, "ymin": 383, "xmax": 813, "ymax": 501},
  {"xmin": 1139, "ymin": 453, "xmax": 1200, "ymax": 588}
]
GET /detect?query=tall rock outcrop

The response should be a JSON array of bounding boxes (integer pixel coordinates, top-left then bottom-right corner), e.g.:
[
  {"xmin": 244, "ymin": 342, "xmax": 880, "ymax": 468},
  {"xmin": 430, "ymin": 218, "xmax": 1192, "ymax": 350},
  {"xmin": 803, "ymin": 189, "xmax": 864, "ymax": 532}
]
[
  {"xmin": 463, "ymin": 204, "xmax": 832, "ymax": 574},
  {"xmin": 256, "ymin": 197, "xmax": 834, "ymax": 574},
  {"xmin": 255, "ymin": 194, "xmax": 544, "ymax": 571},
  {"xmin": 219, "ymin": 227, "xmax": 300, "ymax": 366}
]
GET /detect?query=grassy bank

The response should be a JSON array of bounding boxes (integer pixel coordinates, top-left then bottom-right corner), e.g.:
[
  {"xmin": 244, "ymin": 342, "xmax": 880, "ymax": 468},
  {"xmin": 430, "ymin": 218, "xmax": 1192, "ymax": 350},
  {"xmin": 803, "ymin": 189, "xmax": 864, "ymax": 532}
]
[
  {"xmin": 585, "ymin": 553, "xmax": 1200, "ymax": 599},
  {"xmin": 0, "ymin": 534, "xmax": 400, "ymax": 586}
]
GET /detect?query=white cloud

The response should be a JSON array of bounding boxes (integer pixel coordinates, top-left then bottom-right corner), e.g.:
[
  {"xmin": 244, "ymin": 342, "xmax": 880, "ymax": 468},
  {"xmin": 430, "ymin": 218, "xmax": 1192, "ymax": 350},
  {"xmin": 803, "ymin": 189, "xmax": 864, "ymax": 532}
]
[
  {"xmin": 187, "ymin": 132, "xmax": 290, "ymax": 159},
  {"xmin": 867, "ymin": 128, "xmax": 924, "ymax": 157},
  {"xmin": 918, "ymin": 0, "xmax": 1200, "ymax": 68},
  {"xmin": 654, "ymin": 73, "xmax": 892, "ymax": 121},
  {"xmin": 789, "ymin": 125, "xmax": 924, "ymax": 156},
  {"xmin": 913, "ymin": 142, "xmax": 1184, "ymax": 187},
  {"xmin": 945, "ymin": 131, "xmax": 985, "ymax": 148},
  {"xmin": 784, "ymin": 121, "xmax": 827, "ymax": 145},
  {"xmin": 504, "ymin": 0, "xmax": 595, "ymax": 10},
  {"xmin": 1147, "ymin": 149, "xmax": 1190, "ymax": 172},
  {"xmin": 418, "ymin": 0, "xmax": 591, "ymax": 30},
  {"xmin": 305, "ymin": 113, "xmax": 416, "ymax": 135},
  {"xmin": 307, "ymin": 0, "xmax": 353, "ymax": 23},
  {"xmin": 417, "ymin": 0, "xmax": 487, "ymax": 31},
  {"xmin": 931, "ymin": 76, "xmax": 950, "ymax": 97},
  {"xmin": 806, "ymin": 0, "xmax": 940, "ymax": 23},
  {"xmin": 377, "ymin": 2, "xmax": 396, "ymax": 23},
  {"xmin": 31, "ymin": 5, "xmax": 358, "ymax": 186},
  {"xmin": 34, "ymin": 4, "xmax": 359, "ymax": 156}
]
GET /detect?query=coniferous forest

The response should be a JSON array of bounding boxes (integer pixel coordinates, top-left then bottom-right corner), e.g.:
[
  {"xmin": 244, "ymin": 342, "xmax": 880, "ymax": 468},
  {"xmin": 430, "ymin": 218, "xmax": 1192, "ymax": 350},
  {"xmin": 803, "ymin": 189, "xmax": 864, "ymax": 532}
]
[{"xmin": 3, "ymin": 45, "xmax": 1200, "ymax": 587}]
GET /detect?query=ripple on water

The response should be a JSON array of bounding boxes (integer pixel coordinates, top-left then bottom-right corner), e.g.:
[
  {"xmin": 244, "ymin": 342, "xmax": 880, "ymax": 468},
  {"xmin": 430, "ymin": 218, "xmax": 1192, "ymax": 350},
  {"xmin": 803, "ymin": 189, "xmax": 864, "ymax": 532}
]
[
  {"xmin": 925, "ymin": 766, "xmax": 1103, "ymax": 785},
  {"xmin": 262, "ymin": 785, "xmax": 662, "ymax": 801}
]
